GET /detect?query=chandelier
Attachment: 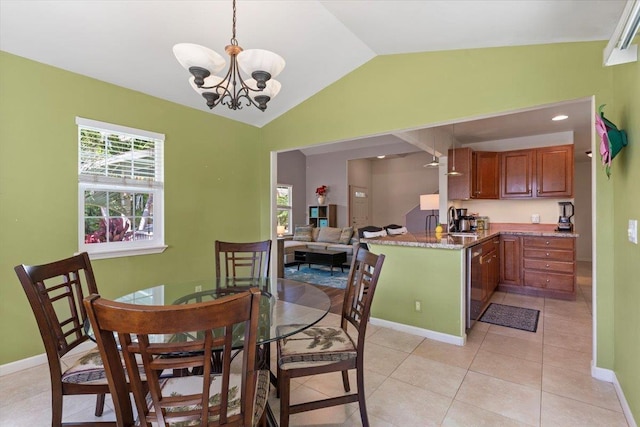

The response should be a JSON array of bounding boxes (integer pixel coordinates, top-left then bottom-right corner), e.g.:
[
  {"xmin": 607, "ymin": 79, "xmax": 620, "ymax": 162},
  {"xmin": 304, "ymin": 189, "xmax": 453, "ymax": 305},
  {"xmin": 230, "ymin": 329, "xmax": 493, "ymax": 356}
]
[{"xmin": 173, "ymin": 0, "xmax": 285, "ymax": 111}]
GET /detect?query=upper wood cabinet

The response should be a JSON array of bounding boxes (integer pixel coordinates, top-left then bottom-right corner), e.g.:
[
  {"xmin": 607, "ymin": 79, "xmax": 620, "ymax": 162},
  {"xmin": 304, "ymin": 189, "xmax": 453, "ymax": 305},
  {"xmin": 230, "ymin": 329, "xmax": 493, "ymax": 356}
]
[
  {"xmin": 447, "ymin": 147, "xmax": 473, "ymax": 200},
  {"xmin": 448, "ymin": 148, "xmax": 499, "ymax": 200},
  {"xmin": 473, "ymin": 151, "xmax": 500, "ymax": 199},
  {"xmin": 536, "ymin": 145, "xmax": 574, "ymax": 198},
  {"xmin": 500, "ymin": 144, "xmax": 573, "ymax": 199}
]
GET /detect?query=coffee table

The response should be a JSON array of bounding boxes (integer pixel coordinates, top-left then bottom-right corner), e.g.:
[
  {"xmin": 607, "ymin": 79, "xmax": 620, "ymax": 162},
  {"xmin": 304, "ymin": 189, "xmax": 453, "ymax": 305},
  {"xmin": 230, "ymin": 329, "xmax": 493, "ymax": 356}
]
[{"xmin": 294, "ymin": 247, "xmax": 348, "ymax": 275}]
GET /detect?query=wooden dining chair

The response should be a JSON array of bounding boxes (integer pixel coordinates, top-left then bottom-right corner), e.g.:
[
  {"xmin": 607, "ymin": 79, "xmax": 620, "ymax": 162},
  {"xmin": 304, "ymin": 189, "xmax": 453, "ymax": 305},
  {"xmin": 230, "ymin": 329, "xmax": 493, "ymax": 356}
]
[
  {"xmin": 84, "ymin": 287, "xmax": 269, "ymax": 427},
  {"xmin": 215, "ymin": 240, "xmax": 272, "ymax": 281},
  {"xmin": 275, "ymin": 246, "xmax": 385, "ymax": 427},
  {"xmin": 14, "ymin": 252, "xmax": 111, "ymax": 426}
]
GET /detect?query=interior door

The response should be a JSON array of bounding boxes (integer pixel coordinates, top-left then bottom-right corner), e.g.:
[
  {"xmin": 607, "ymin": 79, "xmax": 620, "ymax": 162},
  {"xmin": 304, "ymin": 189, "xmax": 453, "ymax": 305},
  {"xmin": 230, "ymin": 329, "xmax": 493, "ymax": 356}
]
[{"xmin": 349, "ymin": 185, "xmax": 370, "ymax": 229}]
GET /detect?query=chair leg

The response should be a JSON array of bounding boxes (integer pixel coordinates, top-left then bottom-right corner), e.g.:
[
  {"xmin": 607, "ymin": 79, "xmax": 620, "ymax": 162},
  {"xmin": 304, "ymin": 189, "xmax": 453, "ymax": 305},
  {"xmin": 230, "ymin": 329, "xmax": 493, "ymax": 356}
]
[
  {"xmin": 279, "ymin": 370, "xmax": 291, "ymax": 427},
  {"xmin": 51, "ymin": 387, "xmax": 63, "ymax": 427},
  {"xmin": 95, "ymin": 393, "xmax": 105, "ymax": 416},
  {"xmin": 356, "ymin": 367, "xmax": 369, "ymax": 427},
  {"xmin": 276, "ymin": 363, "xmax": 281, "ymax": 398},
  {"xmin": 341, "ymin": 370, "xmax": 350, "ymax": 392}
]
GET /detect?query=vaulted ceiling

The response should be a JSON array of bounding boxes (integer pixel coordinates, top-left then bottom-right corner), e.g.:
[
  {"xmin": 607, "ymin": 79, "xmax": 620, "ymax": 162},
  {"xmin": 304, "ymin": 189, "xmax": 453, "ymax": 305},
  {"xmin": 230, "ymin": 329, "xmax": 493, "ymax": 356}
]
[{"xmin": 0, "ymin": 0, "xmax": 628, "ymax": 129}]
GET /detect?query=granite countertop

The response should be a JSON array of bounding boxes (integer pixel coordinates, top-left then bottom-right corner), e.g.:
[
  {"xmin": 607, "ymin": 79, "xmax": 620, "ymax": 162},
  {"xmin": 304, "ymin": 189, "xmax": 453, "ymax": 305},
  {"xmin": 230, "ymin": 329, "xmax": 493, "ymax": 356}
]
[{"xmin": 361, "ymin": 227, "xmax": 579, "ymax": 250}]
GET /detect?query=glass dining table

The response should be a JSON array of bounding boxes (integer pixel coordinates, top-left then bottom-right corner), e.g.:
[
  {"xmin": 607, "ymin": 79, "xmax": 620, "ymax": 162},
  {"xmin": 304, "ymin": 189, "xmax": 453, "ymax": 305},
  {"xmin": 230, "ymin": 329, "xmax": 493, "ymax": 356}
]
[
  {"xmin": 110, "ymin": 277, "xmax": 332, "ymax": 345},
  {"xmin": 88, "ymin": 277, "xmax": 332, "ymax": 426}
]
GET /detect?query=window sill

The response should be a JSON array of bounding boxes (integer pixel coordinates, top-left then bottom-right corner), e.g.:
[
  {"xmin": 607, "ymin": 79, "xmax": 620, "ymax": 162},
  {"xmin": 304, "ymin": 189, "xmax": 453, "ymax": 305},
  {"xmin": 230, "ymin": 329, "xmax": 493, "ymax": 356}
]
[{"xmin": 77, "ymin": 245, "xmax": 168, "ymax": 260}]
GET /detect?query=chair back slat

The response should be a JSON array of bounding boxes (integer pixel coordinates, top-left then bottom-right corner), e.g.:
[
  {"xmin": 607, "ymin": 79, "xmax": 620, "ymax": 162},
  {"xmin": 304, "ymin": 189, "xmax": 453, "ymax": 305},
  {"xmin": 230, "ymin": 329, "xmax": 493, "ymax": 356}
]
[
  {"xmin": 341, "ymin": 247, "xmax": 385, "ymax": 344},
  {"xmin": 84, "ymin": 287, "xmax": 262, "ymax": 427},
  {"xmin": 215, "ymin": 240, "xmax": 272, "ymax": 281},
  {"xmin": 15, "ymin": 252, "xmax": 98, "ymax": 358}
]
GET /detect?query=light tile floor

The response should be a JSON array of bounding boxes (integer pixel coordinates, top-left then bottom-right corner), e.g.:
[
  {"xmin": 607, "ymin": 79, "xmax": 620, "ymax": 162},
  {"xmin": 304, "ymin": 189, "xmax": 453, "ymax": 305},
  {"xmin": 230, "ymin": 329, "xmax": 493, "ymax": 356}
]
[{"xmin": 0, "ymin": 262, "xmax": 630, "ymax": 426}]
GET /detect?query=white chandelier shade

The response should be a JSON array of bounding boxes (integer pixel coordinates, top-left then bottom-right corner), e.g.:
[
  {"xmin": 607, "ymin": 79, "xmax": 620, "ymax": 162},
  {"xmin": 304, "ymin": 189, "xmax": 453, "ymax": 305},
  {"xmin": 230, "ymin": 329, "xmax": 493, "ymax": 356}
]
[
  {"xmin": 189, "ymin": 75, "xmax": 225, "ymax": 96},
  {"xmin": 245, "ymin": 78, "xmax": 282, "ymax": 100},
  {"xmin": 173, "ymin": 43, "xmax": 226, "ymax": 75},
  {"xmin": 237, "ymin": 49, "xmax": 286, "ymax": 81}
]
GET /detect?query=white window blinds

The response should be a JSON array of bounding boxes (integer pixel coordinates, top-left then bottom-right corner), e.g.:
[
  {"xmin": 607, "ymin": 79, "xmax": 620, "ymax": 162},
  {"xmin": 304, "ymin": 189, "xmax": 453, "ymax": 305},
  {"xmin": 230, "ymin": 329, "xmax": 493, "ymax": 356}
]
[{"xmin": 77, "ymin": 117, "xmax": 164, "ymax": 188}]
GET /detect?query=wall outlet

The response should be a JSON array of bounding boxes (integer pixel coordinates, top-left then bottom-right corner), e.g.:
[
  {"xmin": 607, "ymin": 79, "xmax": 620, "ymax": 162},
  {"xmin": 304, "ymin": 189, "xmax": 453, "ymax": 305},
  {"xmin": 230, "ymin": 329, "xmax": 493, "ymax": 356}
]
[
  {"xmin": 531, "ymin": 214, "xmax": 540, "ymax": 224},
  {"xmin": 414, "ymin": 300, "xmax": 422, "ymax": 312},
  {"xmin": 195, "ymin": 285, "xmax": 202, "ymax": 292},
  {"xmin": 629, "ymin": 219, "xmax": 638, "ymax": 244}
]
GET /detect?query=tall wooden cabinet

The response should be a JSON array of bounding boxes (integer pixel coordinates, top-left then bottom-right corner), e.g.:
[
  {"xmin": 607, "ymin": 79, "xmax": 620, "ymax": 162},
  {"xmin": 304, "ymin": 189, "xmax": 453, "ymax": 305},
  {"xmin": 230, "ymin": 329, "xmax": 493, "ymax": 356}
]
[
  {"xmin": 500, "ymin": 144, "xmax": 574, "ymax": 199},
  {"xmin": 308, "ymin": 204, "xmax": 336, "ymax": 228}
]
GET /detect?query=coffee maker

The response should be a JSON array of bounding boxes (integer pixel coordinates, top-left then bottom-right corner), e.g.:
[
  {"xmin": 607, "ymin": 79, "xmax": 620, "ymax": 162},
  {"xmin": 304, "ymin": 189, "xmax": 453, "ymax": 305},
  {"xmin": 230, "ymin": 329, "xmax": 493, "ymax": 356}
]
[{"xmin": 557, "ymin": 201, "xmax": 574, "ymax": 232}]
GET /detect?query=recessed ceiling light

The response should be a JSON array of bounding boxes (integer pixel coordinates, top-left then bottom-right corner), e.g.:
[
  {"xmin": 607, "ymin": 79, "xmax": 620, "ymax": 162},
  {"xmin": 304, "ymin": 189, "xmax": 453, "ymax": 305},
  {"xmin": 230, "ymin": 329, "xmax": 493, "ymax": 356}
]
[
  {"xmin": 552, "ymin": 114, "xmax": 569, "ymax": 121},
  {"xmin": 377, "ymin": 155, "xmax": 386, "ymax": 159}
]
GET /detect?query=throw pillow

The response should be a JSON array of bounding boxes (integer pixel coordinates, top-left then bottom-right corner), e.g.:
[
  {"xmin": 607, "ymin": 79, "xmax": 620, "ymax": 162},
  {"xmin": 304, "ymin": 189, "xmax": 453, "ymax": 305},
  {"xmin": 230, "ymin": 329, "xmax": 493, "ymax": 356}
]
[
  {"xmin": 387, "ymin": 226, "xmax": 408, "ymax": 235},
  {"xmin": 316, "ymin": 227, "xmax": 343, "ymax": 243},
  {"xmin": 338, "ymin": 227, "xmax": 354, "ymax": 244},
  {"xmin": 292, "ymin": 226, "xmax": 313, "ymax": 242},
  {"xmin": 362, "ymin": 229, "xmax": 388, "ymax": 238}
]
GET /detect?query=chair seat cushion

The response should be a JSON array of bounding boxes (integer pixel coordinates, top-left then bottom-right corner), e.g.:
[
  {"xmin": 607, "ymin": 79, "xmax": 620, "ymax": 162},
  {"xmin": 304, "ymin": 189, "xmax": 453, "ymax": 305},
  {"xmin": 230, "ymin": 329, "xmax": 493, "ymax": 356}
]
[
  {"xmin": 158, "ymin": 370, "xmax": 269, "ymax": 426},
  {"xmin": 61, "ymin": 347, "xmax": 109, "ymax": 385},
  {"xmin": 277, "ymin": 325, "xmax": 357, "ymax": 370}
]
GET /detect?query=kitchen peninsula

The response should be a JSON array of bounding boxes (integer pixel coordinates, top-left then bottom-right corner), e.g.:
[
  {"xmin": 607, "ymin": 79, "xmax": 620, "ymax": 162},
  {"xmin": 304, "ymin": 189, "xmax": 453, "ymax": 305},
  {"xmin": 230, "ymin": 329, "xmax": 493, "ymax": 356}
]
[{"xmin": 362, "ymin": 226, "xmax": 578, "ymax": 346}]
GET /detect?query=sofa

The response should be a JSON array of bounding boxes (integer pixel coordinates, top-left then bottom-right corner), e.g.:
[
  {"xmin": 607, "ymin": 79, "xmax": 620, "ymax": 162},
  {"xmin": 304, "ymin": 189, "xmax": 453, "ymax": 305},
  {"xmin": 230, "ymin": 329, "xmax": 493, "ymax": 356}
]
[{"xmin": 282, "ymin": 225, "xmax": 358, "ymax": 266}]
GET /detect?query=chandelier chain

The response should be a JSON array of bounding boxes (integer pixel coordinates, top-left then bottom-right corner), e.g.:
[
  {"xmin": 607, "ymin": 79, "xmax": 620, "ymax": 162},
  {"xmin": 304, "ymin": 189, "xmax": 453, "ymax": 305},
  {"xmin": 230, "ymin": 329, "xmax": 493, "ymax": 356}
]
[{"xmin": 231, "ymin": 0, "xmax": 237, "ymax": 45}]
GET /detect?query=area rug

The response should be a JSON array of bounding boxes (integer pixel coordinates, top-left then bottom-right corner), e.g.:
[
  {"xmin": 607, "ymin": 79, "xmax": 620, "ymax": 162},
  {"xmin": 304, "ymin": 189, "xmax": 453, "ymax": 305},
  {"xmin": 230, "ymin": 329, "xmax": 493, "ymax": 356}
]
[
  {"xmin": 479, "ymin": 303, "xmax": 540, "ymax": 332},
  {"xmin": 284, "ymin": 265, "xmax": 348, "ymax": 289}
]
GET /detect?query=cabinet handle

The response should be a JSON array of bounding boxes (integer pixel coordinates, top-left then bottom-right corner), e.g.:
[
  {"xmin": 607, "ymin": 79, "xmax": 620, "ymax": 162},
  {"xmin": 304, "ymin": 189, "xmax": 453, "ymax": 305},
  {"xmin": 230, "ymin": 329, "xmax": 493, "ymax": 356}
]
[
  {"xmin": 546, "ymin": 264, "xmax": 550, "ymax": 268},
  {"xmin": 546, "ymin": 252, "xmax": 550, "ymax": 256},
  {"xmin": 545, "ymin": 241, "xmax": 550, "ymax": 245},
  {"xmin": 546, "ymin": 279, "xmax": 550, "ymax": 283}
]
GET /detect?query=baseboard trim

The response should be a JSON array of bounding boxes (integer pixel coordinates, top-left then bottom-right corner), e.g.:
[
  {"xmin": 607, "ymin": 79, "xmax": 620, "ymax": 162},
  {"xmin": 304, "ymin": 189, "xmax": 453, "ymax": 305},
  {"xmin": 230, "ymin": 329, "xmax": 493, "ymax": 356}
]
[
  {"xmin": 591, "ymin": 362, "xmax": 637, "ymax": 427},
  {"xmin": 1, "ymin": 342, "xmax": 94, "ymax": 377},
  {"xmin": 0, "ymin": 353, "xmax": 47, "ymax": 377},
  {"xmin": 369, "ymin": 317, "xmax": 465, "ymax": 346}
]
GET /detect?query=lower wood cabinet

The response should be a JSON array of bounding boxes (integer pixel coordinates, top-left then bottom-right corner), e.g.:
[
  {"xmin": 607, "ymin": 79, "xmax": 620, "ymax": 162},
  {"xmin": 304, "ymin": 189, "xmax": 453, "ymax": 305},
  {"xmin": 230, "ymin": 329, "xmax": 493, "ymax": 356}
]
[
  {"xmin": 500, "ymin": 235, "xmax": 521, "ymax": 286},
  {"xmin": 498, "ymin": 234, "xmax": 576, "ymax": 300}
]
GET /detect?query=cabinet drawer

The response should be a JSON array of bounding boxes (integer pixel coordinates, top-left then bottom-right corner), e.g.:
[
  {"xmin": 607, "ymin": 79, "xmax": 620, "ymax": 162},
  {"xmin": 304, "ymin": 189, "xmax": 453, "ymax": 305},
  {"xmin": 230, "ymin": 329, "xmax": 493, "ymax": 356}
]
[
  {"xmin": 523, "ymin": 248, "xmax": 574, "ymax": 262},
  {"xmin": 523, "ymin": 271, "xmax": 574, "ymax": 292},
  {"xmin": 523, "ymin": 259, "xmax": 575, "ymax": 274},
  {"xmin": 523, "ymin": 237, "xmax": 574, "ymax": 250}
]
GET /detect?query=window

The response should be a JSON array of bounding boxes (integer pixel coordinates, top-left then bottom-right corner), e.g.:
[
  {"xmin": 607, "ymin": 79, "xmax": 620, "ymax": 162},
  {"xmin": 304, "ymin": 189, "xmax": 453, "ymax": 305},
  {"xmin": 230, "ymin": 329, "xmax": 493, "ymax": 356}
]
[
  {"xmin": 77, "ymin": 117, "xmax": 166, "ymax": 259},
  {"xmin": 276, "ymin": 184, "xmax": 293, "ymax": 235}
]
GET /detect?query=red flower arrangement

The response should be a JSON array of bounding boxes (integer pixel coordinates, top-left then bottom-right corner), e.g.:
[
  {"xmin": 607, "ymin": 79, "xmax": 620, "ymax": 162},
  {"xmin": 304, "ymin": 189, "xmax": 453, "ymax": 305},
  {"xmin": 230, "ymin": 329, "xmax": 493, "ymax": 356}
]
[{"xmin": 315, "ymin": 185, "xmax": 328, "ymax": 196}]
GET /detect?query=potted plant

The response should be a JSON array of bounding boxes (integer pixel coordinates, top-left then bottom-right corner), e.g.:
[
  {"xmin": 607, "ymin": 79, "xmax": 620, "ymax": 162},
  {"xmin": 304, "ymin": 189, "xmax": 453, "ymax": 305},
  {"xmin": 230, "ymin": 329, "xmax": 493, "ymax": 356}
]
[{"xmin": 315, "ymin": 185, "xmax": 328, "ymax": 205}]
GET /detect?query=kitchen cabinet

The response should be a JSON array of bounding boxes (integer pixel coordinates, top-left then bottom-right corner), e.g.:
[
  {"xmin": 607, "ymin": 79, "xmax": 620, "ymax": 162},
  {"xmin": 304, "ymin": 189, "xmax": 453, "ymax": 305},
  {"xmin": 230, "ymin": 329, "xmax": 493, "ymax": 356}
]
[
  {"xmin": 448, "ymin": 148, "xmax": 499, "ymax": 200},
  {"xmin": 482, "ymin": 239, "xmax": 500, "ymax": 296},
  {"xmin": 447, "ymin": 147, "xmax": 473, "ymax": 200},
  {"xmin": 522, "ymin": 236, "xmax": 576, "ymax": 299},
  {"xmin": 472, "ymin": 151, "xmax": 500, "ymax": 199},
  {"xmin": 500, "ymin": 144, "xmax": 574, "ymax": 199},
  {"xmin": 499, "ymin": 235, "xmax": 522, "ymax": 286},
  {"xmin": 498, "ymin": 234, "xmax": 576, "ymax": 299},
  {"xmin": 536, "ymin": 145, "xmax": 574, "ymax": 198}
]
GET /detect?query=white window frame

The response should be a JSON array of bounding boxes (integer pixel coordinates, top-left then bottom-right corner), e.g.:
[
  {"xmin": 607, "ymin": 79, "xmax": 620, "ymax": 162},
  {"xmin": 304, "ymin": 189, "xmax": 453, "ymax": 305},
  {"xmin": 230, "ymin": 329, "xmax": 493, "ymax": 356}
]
[
  {"xmin": 276, "ymin": 184, "xmax": 293, "ymax": 235},
  {"xmin": 77, "ymin": 117, "xmax": 167, "ymax": 259}
]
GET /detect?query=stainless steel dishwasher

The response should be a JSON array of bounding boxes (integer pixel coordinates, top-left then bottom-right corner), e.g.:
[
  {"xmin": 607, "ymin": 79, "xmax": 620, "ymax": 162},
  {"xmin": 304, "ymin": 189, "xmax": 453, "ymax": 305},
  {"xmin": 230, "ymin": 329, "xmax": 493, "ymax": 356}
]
[{"xmin": 466, "ymin": 244, "xmax": 483, "ymax": 329}]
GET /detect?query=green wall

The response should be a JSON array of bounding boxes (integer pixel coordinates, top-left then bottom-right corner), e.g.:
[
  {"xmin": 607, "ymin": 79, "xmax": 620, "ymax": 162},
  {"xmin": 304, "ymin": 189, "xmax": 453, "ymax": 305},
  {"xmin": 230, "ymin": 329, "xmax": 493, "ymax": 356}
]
[
  {"xmin": 367, "ymin": 244, "xmax": 464, "ymax": 337},
  {"xmin": 2, "ymin": 39, "xmax": 638, "ymax": 422},
  {"xmin": 611, "ymin": 58, "xmax": 640, "ymax": 417},
  {"xmin": 0, "ymin": 52, "xmax": 263, "ymax": 364},
  {"xmin": 260, "ymin": 41, "xmax": 637, "ymax": 420}
]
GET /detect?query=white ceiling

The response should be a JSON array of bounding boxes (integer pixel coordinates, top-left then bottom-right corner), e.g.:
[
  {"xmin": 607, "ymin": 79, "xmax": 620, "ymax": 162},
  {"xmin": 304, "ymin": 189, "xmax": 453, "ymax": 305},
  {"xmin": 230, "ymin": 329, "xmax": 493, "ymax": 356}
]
[{"xmin": 0, "ymin": 1, "xmax": 628, "ymax": 158}]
